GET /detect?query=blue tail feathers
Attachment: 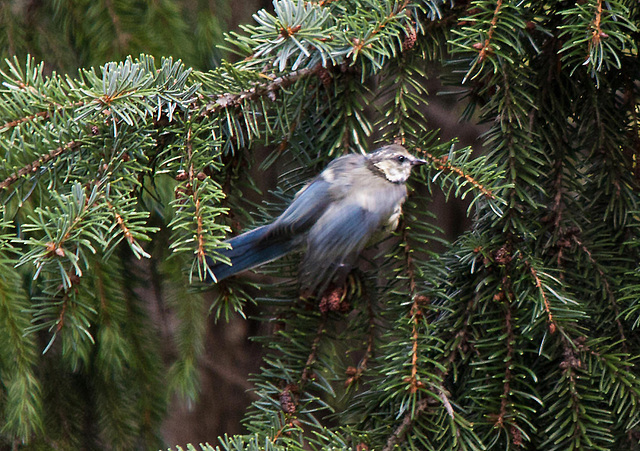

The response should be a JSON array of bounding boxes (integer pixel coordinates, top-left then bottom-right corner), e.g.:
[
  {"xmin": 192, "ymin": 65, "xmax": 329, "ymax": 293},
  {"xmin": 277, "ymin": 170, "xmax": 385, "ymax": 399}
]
[{"xmin": 208, "ymin": 225, "xmax": 297, "ymax": 282}]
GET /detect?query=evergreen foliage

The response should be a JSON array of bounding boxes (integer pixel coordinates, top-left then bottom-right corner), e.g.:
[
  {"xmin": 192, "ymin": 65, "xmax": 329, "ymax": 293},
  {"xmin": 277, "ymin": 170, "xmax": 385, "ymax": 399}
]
[
  {"xmin": 0, "ymin": 0, "xmax": 229, "ymax": 72},
  {"xmin": 0, "ymin": 0, "xmax": 639, "ymax": 449}
]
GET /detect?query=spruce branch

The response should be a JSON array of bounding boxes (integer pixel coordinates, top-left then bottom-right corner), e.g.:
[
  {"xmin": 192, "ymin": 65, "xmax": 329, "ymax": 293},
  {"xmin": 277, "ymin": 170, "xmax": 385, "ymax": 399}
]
[
  {"xmin": 16, "ymin": 183, "xmax": 109, "ymax": 289},
  {"xmin": 184, "ymin": 126, "xmax": 207, "ymax": 266},
  {"xmin": 494, "ymin": 293, "xmax": 514, "ymax": 429},
  {"xmin": 0, "ymin": 223, "xmax": 43, "ymax": 440},
  {"xmin": 525, "ymin": 260, "xmax": 557, "ymax": 334},
  {"xmin": 345, "ymin": 287, "xmax": 376, "ymax": 388},
  {"xmin": 0, "ymin": 141, "xmax": 81, "ymax": 191},
  {"xmin": 561, "ymin": 341, "xmax": 592, "ymax": 445},
  {"xmin": 300, "ymin": 314, "xmax": 327, "ymax": 389},
  {"xmin": 558, "ymin": 0, "xmax": 637, "ymax": 84},
  {"xmin": 582, "ymin": 341, "xmax": 640, "ymax": 429},
  {"xmin": 418, "ymin": 147, "xmax": 496, "ymax": 200},
  {"xmin": 103, "ymin": 197, "xmax": 151, "ymax": 259},
  {"xmin": 550, "ymin": 160, "xmax": 566, "ymax": 232},
  {"xmin": 572, "ymin": 235, "xmax": 627, "ymax": 346},
  {"xmin": 1, "ymin": 110, "xmax": 51, "ymax": 131},
  {"xmin": 401, "ymin": 220, "xmax": 426, "ymax": 395},
  {"xmin": 590, "ymin": 0, "xmax": 605, "ymax": 45},
  {"xmin": 347, "ymin": 0, "xmax": 411, "ymax": 60},
  {"xmin": 475, "ymin": 0, "xmax": 503, "ymax": 64},
  {"xmin": 441, "ymin": 298, "xmax": 474, "ymax": 374},
  {"xmin": 269, "ymin": 314, "xmax": 327, "ymax": 446},
  {"xmin": 381, "ymin": 397, "xmax": 430, "ymax": 451},
  {"xmin": 3, "ymin": 0, "xmax": 640, "ymax": 448},
  {"xmin": 204, "ymin": 66, "xmax": 321, "ymax": 114},
  {"xmin": 0, "ymin": 98, "xmax": 86, "ymax": 133},
  {"xmin": 451, "ymin": 0, "xmax": 528, "ymax": 83}
]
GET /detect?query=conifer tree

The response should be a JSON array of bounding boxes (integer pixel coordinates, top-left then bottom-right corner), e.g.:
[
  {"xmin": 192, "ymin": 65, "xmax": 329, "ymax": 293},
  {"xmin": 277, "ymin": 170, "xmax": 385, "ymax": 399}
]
[{"xmin": 1, "ymin": 0, "xmax": 640, "ymax": 450}]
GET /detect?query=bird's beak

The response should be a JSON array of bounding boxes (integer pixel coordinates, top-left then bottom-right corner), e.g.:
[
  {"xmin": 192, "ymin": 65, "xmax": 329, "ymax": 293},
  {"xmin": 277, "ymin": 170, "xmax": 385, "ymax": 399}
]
[{"xmin": 411, "ymin": 157, "xmax": 427, "ymax": 166}]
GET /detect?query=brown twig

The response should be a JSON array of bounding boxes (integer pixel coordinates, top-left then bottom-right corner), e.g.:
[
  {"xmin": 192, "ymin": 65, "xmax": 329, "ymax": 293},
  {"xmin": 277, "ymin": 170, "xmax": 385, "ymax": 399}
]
[
  {"xmin": 271, "ymin": 315, "xmax": 327, "ymax": 445},
  {"xmin": 0, "ymin": 141, "xmax": 81, "ymax": 190},
  {"xmin": 495, "ymin": 294, "xmax": 514, "ymax": 428},
  {"xmin": 384, "ymin": 294, "xmax": 474, "ymax": 450},
  {"xmin": 105, "ymin": 199, "xmax": 135, "ymax": 247},
  {"xmin": 1, "ymin": 110, "xmax": 51, "ymax": 131},
  {"xmin": 417, "ymin": 147, "xmax": 496, "ymax": 199},
  {"xmin": 300, "ymin": 315, "xmax": 327, "ymax": 387},
  {"xmin": 402, "ymin": 222, "xmax": 427, "ymax": 394},
  {"xmin": 382, "ymin": 398, "xmax": 429, "ymax": 451},
  {"xmin": 590, "ymin": 0, "xmax": 605, "ymax": 45},
  {"xmin": 349, "ymin": 0, "xmax": 411, "ymax": 55},
  {"xmin": 185, "ymin": 128, "xmax": 207, "ymax": 263},
  {"xmin": 475, "ymin": 0, "xmax": 503, "ymax": 62},
  {"xmin": 525, "ymin": 260, "xmax": 557, "ymax": 334},
  {"xmin": 205, "ymin": 66, "xmax": 322, "ymax": 115},
  {"xmin": 1, "ymin": 100, "xmax": 86, "ymax": 134},
  {"xmin": 175, "ymin": 126, "xmax": 208, "ymax": 262}
]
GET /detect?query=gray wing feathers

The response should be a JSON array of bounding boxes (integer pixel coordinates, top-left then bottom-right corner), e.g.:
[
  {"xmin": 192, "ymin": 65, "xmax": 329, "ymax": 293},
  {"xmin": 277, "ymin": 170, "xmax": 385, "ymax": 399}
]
[
  {"xmin": 300, "ymin": 202, "xmax": 382, "ymax": 292},
  {"xmin": 269, "ymin": 178, "xmax": 332, "ymax": 237},
  {"xmin": 268, "ymin": 154, "xmax": 365, "ymax": 237}
]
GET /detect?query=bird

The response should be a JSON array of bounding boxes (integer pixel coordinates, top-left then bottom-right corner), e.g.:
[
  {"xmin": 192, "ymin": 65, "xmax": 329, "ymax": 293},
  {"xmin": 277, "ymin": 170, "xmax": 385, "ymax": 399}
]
[{"xmin": 208, "ymin": 144, "xmax": 426, "ymax": 295}]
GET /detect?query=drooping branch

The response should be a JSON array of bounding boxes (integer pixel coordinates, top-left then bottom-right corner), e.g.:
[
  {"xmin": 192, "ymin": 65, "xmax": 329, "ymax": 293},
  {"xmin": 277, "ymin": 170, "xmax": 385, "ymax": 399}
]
[
  {"xmin": 345, "ymin": 286, "xmax": 375, "ymax": 387},
  {"xmin": 495, "ymin": 293, "xmax": 514, "ymax": 429},
  {"xmin": 272, "ymin": 314, "xmax": 327, "ymax": 445},
  {"xmin": 186, "ymin": 127, "xmax": 207, "ymax": 264},
  {"xmin": 402, "ymin": 220, "xmax": 426, "ymax": 394},
  {"xmin": 300, "ymin": 315, "xmax": 326, "ymax": 388},
  {"xmin": 572, "ymin": 236, "xmax": 627, "ymax": 346}
]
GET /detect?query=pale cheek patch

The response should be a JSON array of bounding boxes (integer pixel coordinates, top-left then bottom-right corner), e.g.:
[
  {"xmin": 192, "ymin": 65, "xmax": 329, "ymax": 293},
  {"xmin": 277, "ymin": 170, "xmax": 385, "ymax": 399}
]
[{"xmin": 374, "ymin": 161, "xmax": 409, "ymax": 183}]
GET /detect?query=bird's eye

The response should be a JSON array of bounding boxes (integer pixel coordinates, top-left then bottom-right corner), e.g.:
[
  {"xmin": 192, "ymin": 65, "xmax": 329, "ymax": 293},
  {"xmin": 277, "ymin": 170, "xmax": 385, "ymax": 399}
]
[{"xmin": 396, "ymin": 155, "xmax": 406, "ymax": 163}]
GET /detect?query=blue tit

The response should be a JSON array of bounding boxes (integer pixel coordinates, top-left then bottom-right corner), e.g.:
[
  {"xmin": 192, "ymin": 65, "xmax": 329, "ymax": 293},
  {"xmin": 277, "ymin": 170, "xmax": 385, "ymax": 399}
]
[{"xmin": 208, "ymin": 144, "xmax": 426, "ymax": 294}]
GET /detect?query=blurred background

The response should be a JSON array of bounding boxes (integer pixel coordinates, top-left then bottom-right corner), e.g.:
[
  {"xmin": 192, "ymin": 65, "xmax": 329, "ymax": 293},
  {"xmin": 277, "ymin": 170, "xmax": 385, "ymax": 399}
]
[{"xmin": 0, "ymin": 0, "xmax": 480, "ymax": 446}]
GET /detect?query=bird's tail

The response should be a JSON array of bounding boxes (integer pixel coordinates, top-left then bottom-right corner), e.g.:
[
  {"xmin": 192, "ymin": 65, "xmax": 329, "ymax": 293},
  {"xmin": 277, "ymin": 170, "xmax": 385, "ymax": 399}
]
[{"xmin": 207, "ymin": 225, "xmax": 296, "ymax": 282}]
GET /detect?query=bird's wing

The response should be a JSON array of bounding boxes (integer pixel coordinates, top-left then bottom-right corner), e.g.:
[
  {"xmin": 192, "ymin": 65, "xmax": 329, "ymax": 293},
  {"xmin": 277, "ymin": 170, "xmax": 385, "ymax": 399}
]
[
  {"xmin": 267, "ymin": 154, "xmax": 366, "ymax": 238},
  {"xmin": 267, "ymin": 177, "xmax": 334, "ymax": 237},
  {"xmin": 299, "ymin": 200, "xmax": 385, "ymax": 293}
]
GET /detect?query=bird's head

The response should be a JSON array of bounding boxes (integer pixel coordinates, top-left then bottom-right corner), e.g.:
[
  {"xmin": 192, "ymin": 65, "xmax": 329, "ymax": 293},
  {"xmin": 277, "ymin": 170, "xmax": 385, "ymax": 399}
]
[{"xmin": 367, "ymin": 144, "xmax": 427, "ymax": 183}]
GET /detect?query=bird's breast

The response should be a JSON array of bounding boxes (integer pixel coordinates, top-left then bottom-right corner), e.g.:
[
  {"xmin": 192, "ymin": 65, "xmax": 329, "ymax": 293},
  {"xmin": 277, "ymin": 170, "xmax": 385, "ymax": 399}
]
[{"xmin": 350, "ymin": 181, "xmax": 407, "ymax": 227}]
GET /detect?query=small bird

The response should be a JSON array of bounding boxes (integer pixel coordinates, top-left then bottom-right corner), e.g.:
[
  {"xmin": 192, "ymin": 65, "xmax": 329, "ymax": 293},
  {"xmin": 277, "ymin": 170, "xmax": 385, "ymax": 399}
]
[{"xmin": 209, "ymin": 144, "xmax": 426, "ymax": 294}]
